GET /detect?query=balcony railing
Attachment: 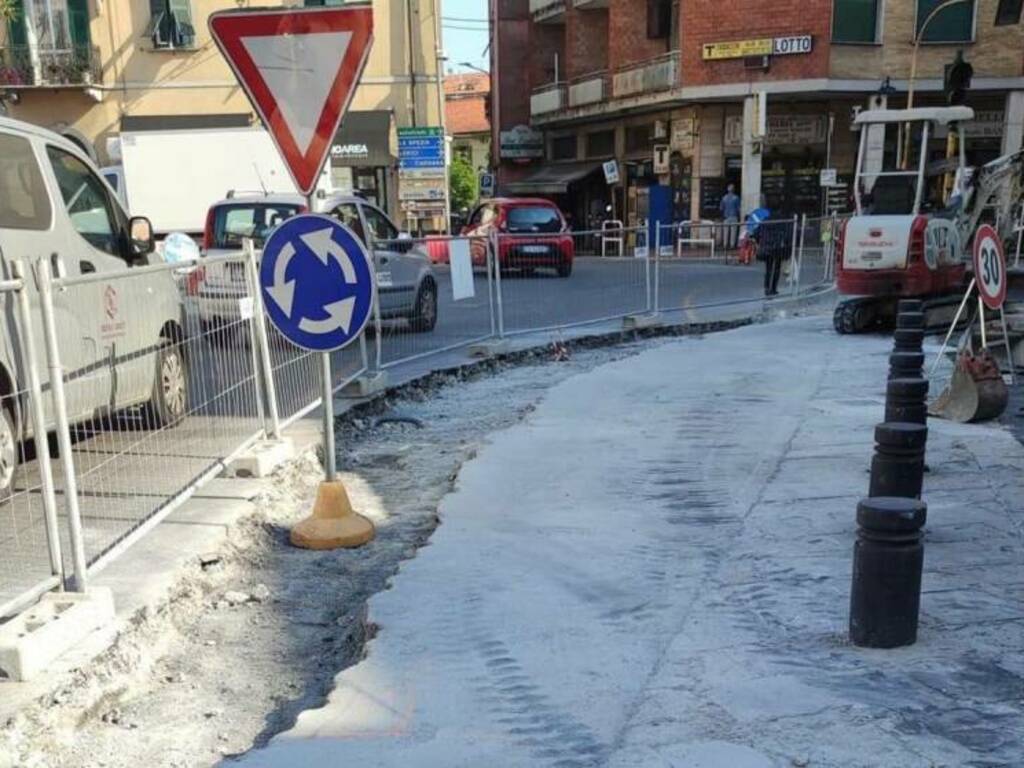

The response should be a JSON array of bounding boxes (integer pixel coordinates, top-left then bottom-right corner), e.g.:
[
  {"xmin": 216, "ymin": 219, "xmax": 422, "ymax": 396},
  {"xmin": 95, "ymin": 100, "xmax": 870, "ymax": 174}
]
[
  {"xmin": 0, "ymin": 45, "xmax": 101, "ymax": 88},
  {"xmin": 568, "ymin": 71, "xmax": 607, "ymax": 108},
  {"xmin": 530, "ymin": 82, "xmax": 565, "ymax": 116},
  {"xmin": 530, "ymin": 0, "xmax": 567, "ymax": 22},
  {"xmin": 611, "ymin": 51, "xmax": 679, "ymax": 99}
]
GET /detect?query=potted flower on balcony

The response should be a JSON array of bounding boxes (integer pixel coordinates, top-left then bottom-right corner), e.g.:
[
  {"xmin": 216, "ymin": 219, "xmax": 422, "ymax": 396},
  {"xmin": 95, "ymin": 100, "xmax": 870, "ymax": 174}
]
[{"xmin": 0, "ymin": 0, "xmax": 25, "ymax": 85}]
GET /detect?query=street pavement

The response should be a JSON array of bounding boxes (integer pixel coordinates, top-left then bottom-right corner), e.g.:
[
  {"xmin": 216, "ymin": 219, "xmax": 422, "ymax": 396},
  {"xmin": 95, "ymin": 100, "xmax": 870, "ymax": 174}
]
[{"xmin": 235, "ymin": 316, "xmax": 1023, "ymax": 768}]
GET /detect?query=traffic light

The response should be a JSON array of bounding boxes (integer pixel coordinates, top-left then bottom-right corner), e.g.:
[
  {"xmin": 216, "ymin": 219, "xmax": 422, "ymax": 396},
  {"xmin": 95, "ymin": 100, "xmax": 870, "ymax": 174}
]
[{"xmin": 944, "ymin": 51, "xmax": 973, "ymax": 106}]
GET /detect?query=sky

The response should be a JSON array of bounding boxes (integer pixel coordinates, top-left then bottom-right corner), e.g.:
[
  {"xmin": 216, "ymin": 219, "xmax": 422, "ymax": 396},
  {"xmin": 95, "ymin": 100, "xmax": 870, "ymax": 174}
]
[{"xmin": 441, "ymin": 0, "xmax": 490, "ymax": 73}]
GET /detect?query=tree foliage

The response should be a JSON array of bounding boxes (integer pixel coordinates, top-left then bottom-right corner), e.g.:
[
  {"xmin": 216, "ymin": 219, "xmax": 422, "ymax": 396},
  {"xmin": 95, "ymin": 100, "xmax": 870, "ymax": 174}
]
[{"xmin": 449, "ymin": 154, "xmax": 478, "ymax": 213}]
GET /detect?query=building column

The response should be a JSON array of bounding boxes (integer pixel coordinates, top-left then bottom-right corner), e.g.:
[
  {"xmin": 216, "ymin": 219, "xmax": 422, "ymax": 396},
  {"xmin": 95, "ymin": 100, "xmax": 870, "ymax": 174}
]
[
  {"xmin": 1002, "ymin": 92, "xmax": 1024, "ymax": 156},
  {"xmin": 741, "ymin": 96, "xmax": 762, "ymax": 215}
]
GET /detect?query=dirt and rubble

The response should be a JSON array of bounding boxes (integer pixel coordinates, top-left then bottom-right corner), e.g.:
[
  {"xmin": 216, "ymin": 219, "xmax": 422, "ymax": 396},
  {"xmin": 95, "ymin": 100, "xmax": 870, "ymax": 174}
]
[{"xmin": 0, "ymin": 336, "xmax": 671, "ymax": 768}]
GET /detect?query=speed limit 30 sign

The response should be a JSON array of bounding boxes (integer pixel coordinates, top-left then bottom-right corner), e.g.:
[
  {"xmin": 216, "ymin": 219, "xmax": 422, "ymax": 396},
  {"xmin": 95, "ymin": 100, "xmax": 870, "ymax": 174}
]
[{"xmin": 972, "ymin": 224, "xmax": 1007, "ymax": 310}]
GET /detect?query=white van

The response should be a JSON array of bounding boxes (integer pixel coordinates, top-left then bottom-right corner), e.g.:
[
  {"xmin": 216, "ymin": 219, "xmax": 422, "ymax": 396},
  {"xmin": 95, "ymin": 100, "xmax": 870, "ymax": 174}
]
[{"xmin": 0, "ymin": 117, "xmax": 188, "ymax": 496}]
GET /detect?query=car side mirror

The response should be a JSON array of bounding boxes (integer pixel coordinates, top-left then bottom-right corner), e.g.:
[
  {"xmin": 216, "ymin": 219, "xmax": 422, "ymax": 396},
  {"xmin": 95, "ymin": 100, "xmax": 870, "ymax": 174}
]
[{"xmin": 130, "ymin": 216, "xmax": 155, "ymax": 259}]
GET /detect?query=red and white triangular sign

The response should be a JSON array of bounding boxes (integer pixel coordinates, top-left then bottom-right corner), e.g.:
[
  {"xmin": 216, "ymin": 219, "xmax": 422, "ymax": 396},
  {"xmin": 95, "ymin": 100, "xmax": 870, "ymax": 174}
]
[{"xmin": 209, "ymin": 6, "xmax": 374, "ymax": 196}]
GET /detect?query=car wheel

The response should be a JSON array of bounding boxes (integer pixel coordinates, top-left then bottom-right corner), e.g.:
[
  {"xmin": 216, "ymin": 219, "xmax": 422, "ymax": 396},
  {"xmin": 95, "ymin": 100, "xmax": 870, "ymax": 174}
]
[
  {"xmin": 557, "ymin": 261, "xmax": 573, "ymax": 278},
  {"xmin": 409, "ymin": 279, "xmax": 438, "ymax": 333},
  {"xmin": 148, "ymin": 341, "xmax": 188, "ymax": 427},
  {"xmin": 0, "ymin": 404, "xmax": 17, "ymax": 501}
]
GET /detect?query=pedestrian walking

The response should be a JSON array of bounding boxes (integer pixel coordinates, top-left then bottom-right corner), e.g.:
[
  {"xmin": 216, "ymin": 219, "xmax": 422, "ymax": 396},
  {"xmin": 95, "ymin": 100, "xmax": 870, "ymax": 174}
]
[
  {"xmin": 719, "ymin": 184, "xmax": 741, "ymax": 251},
  {"xmin": 756, "ymin": 215, "xmax": 793, "ymax": 297}
]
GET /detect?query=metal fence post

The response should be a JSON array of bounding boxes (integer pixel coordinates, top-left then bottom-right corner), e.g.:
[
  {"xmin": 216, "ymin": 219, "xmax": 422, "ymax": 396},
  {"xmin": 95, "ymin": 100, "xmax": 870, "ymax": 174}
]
[
  {"xmin": 12, "ymin": 260, "xmax": 64, "ymax": 587},
  {"xmin": 245, "ymin": 242, "xmax": 281, "ymax": 439},
  {"xmin": 35, "ymin": 257, "xmax": 89, "ymax": 592},
  {"xmin": 645, "ymin": 225, "xmax": 654, "ymax": 313},
  {"xmin": 491, "ymin": 230, "xmax": 505, "ymax": 339},
  {"xmin": 653, "ymin": 223, "xmax": 661, "ymax": 315},
  {"xmin": 795, "ymin": 213, "xmax": 807, "ymax": 295},
  {"xmin": 828, "ymin": 211, "xmax": 838, "ymax": 283},
  {"xmin": 790, "ymin": 215, "xmax": 800, "ymax": 298},
  {"xmin": 485, "ymin": 236, "xmax": 496, "ymax": 338}
]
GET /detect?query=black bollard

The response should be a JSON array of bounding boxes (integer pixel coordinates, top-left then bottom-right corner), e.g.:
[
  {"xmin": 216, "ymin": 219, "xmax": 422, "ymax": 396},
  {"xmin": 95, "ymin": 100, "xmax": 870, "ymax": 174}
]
[
  {"xmin": 893, "ymin": 328, "xmax": 925, "ymax": 354},
  {"xmin": 888, "ymin": 351, "xmax": 925, "ymax": 379},
  {"xmin": 896, "ymin": 311, "xmax": 925, "ymax": 330},
  {"xmin": 849, "ymin": 497, "xmax": 927, "ymax": 648},
  {"xmin": 885, "ymin": 377, "xmax": 929, "ymax": 425},
  {"xmin": 869, "ymin": 422, "xmax": 927, "ymax": 498},
  {"xmin": 897, "ymin": 299, "xmax": 924, "ymax": 314}
]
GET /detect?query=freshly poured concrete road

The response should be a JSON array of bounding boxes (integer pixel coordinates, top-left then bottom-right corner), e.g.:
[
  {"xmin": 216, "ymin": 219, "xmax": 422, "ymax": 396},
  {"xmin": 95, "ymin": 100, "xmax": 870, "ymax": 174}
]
[{"xmin": 236, "ymin": 317, "xmax": 1023, "ymax": 768}]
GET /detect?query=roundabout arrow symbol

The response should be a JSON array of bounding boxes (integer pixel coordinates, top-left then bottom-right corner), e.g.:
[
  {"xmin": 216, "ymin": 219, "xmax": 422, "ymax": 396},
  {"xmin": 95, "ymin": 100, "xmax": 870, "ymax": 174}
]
[
  {"xmin": 298, "ymin": 297, "xmax": 356, "ymax": 334},
  {"xmin": 301, "ymin": 227, "xmax": 357, "ymax": 283},
  {"xmin": 266, "ymin": 242, "xmax": 297, "ymax": 317}
]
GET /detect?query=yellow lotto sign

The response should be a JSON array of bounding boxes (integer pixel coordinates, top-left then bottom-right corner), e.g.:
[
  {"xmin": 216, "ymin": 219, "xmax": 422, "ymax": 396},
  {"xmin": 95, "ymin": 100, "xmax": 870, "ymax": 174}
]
[{"xmin": 702, "ymin": 38, "xmax": 772, "ymax": 60}]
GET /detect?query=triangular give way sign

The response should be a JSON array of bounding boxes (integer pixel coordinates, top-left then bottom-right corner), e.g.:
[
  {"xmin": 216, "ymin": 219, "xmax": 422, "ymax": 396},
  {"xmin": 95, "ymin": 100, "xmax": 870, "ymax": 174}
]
[{"xmin": 209, "ymin": 5, "xmax": 374, "ymax": 196}]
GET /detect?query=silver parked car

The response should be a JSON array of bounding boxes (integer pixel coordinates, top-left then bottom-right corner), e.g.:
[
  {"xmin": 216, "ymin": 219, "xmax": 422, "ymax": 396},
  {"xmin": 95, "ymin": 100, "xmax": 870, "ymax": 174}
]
[
  {"xmin": 0, "ymin": 117, "xmax": 186, "ymax": 496},
  {"xmin": 196, "ymin": 193, "xmax": 438, "ymax": 333}
]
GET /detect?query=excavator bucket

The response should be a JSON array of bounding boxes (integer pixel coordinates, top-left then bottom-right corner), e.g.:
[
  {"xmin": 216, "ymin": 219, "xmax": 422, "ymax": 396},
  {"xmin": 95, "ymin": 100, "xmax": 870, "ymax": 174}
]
[{"xmin": 929, "ymin": 349, "xmax": 1009, "ymax": 423}]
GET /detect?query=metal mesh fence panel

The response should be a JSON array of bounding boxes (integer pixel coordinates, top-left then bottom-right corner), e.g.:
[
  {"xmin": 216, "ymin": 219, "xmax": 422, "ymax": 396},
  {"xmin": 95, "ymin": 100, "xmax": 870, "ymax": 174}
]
[
  {"xmin": 370, "ymin": 235, "xmax": 495, "ymax": 370},
  {"xmin": 0, "ymin": 264, "xmax": 66, "ymax": 619},
  {"xmin": 495, "ymin": 228, "xmax": 651, "ymax": 337},
  {"xmin": 40, "ymin": 255, "xmax": 266, "ymax": 572}
]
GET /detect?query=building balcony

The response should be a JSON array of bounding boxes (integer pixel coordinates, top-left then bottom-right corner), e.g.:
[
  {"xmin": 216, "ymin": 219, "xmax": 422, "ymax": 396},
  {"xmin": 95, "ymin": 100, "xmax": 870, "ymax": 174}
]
[
  {"xmin": 572, "ymin": 0, "xmax": 609, "ymax": 7},
  {"xmin": 567, "ymin": 72, "xmax": 607, "ymax": 108},
  {"xmin": 530, "ymin": 82, "xmax": 565, "ymax": 116},
  {"xmin": 530, "ymin": 0, "xmax": 567, "ymax": 24},
  {"xmin": 0, "ymin": 44, "xmax": 101, "ymax": 88},
  {"xmin": 611, "ymin": 51, "xmax": 679, "ymax": 99}
]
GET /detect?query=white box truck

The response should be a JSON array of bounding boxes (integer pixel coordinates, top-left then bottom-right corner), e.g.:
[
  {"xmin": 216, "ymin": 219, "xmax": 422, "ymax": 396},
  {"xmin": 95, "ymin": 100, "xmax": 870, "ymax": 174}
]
[{"xmin": 101, "ymin": 128, "xmax": 333, "ymax": 235}]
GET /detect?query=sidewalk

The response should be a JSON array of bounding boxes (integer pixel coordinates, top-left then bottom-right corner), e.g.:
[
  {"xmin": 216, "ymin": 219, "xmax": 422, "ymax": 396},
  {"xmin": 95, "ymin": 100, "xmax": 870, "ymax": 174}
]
[{"xmin": 236, "ymin": 316, "xmax": 1024, "ymax": 768}]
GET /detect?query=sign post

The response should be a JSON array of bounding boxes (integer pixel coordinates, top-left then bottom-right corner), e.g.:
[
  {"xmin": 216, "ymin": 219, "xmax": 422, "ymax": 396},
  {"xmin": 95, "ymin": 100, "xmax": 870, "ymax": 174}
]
[
  {"xmin": 210, "ymin": 5, "xmax": 378, "ymax": 547},
  {"xmin": 931, "ymin": 225, "xmax": 1014, "ymax": 384}
]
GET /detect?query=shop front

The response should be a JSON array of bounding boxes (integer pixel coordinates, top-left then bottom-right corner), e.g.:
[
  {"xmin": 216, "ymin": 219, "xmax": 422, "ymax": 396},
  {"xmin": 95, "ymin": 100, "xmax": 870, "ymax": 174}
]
[{"xmin": 328, "ymin": 110, "xmax": 396, "ymax": 215}]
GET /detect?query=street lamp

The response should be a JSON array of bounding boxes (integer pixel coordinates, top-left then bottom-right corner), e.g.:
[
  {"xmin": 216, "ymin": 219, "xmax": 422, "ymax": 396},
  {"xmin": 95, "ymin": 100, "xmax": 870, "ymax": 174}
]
[
  {"xmin": 902, "ymin": 0, "xmax": 972, "ymax": 167},
  {"xmin": 458, "ymin": 62, "xmax": 490, "ymax": 75},
  {"xmin": 906, "ymin": 0, "xmax": 972, "ymax": 111}
]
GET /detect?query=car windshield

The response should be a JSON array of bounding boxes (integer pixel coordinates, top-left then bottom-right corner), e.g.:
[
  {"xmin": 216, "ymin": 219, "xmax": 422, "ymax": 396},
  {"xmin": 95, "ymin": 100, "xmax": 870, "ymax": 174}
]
[
  {"xmin": 506, "ymin": 206, "xmax": 562, "ymax": 233},
  {"xmin": 211, "ymin": 203, "xmax": 301, "ymax": 249}
]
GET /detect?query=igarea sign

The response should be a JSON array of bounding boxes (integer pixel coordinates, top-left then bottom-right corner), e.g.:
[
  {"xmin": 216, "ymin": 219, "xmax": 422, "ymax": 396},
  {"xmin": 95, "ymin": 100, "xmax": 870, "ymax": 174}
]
[{"xmin": 209, "ymin": 5, "xmax": 374, "ymax": 196}]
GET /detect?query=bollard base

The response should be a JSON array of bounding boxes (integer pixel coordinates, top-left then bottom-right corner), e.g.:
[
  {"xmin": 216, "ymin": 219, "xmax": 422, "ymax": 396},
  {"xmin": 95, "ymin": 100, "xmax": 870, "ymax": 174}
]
[
  {"xmin": 0, "ymin": 588, "xmax": 115, "ymax": 681},
  {"xmin": 223, "ymin": 438, "xmax": 294, "ymax": 479},
  {"xmin": 623, "ymin": 314, "xmax": 662, "ymax": 331},
  {"xmin": 468, "ymin": 339, "xmax": 512, "ymax": 358},
  {"xmin": 290, "ymin": 480, "xmax": 375, "ymax": 550},
  {"xmin": 341, "ymin": 371, "xmax": 389, "ymax": 399}
]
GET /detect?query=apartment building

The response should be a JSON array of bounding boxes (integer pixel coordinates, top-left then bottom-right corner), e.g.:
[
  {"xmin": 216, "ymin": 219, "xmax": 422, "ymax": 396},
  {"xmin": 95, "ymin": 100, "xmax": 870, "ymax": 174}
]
[
  {"xmin": 0, "ymin": 0, "xmax": 444, "ymax": 221},
  {"xmin": 445, "ymin": 72, "xmax": 491, "ymax": 173},
  {"xmin": 493, "ymin": 0, "xmax": 1024, "ymax": 228}
]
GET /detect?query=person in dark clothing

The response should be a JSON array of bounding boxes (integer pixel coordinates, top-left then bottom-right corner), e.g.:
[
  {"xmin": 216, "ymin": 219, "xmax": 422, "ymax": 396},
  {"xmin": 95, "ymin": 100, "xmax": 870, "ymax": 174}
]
[{"xmin": 757, "ymin": 217, "xmax": 793, "ymax": 297}]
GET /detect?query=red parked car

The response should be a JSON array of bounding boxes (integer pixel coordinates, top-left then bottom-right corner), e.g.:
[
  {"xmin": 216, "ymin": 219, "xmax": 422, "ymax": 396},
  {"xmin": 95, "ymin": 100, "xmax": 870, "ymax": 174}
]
[{"xmin": 462, "ymin": 198, "xmax": 574, "ymax": 277}]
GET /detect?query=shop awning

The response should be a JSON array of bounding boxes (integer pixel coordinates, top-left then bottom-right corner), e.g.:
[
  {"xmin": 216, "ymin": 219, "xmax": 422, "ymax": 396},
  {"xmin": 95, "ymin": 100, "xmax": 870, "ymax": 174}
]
[
  {"xmin": 331, "ymin": 110, "xmax": 396, "ymax": 167},
  {"xmin": 504, "ymin": 162, "xmax": 603, "ymax": 195}
]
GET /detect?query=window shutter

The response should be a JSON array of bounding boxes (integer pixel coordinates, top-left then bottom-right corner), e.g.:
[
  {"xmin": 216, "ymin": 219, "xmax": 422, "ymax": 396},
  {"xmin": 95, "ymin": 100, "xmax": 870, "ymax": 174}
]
[
  {"xmin": 67, "ymin": 0, "xmax": 91, "ymax": 47},
  {"xmin": 832, "ymin": 0, "xmax": 879, "ymax": 43},
  {"xmin": 995, "ymin": 0, "xmax": 1023, "ymax": 25},
  {"xmin": 917, "ymin": 0, "xmax": 975, "ymax": 42},
  {"xmin": 168, "ymin": 0, "xmax": 194, "ymax": 46},
  {"xmin": 647, "ymin": 0, "xmax": 670, "ymax": 39},
  {"xmin": 7, "ymin": 0, "xmax": 28, "ymax": 47}
]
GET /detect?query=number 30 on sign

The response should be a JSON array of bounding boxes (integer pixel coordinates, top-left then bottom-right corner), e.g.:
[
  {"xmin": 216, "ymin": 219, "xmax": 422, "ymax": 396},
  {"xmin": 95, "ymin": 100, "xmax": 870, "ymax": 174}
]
[{"xmin": 972, "ymin": 224, "xmax": 1007, "ymax": 310}]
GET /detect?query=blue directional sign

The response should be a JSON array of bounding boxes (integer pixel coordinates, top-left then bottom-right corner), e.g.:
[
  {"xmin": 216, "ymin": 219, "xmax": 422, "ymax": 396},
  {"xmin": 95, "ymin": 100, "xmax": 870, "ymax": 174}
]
[
  {"xmin": 259, "ymin": 214, "xmax": 375, "ymax": 352},
  {"xmin": 398, "ymin": 126, "xmax": 445, "ymax": 171}
]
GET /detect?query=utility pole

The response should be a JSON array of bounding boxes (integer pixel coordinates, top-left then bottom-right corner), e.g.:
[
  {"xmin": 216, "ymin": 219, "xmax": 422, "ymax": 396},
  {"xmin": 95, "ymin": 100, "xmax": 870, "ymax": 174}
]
[{"xmin": 434, "ymin": 0, "xmax": 450, "ymax": 235}]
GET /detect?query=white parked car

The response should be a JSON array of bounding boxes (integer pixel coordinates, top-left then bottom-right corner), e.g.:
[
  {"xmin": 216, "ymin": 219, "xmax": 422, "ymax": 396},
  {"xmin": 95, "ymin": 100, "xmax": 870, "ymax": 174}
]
[
  {"xmin": 0, "ymin": 116, "xmax": 187, "ymax": 496},
  {"xmin": 194, "ymin": 193, "xmax": 439, "ymax": 334}
]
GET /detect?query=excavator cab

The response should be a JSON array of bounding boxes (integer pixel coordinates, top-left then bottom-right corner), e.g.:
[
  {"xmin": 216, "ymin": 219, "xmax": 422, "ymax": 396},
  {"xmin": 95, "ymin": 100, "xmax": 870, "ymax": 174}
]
[{"xmin": 835, "ymin": 106, "xmax": 975, "ymax": 334}]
